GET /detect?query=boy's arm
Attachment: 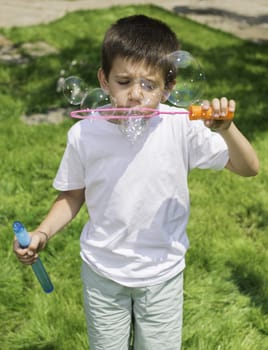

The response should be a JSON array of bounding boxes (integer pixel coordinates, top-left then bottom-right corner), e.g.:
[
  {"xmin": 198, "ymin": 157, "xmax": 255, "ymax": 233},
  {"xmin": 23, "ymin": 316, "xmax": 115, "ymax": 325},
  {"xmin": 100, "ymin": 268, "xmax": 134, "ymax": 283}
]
[
  {"xmin": 13, "ymin": 188, "xmax": 85, "ymax": 265},
  {"xmin": 203, "ymin": 97, "xmax": 259, "ymax": 177},
  {"xmin": 218, "ymin": 123, "xmax": 259, "ymax": 176},
  {"xmin": 36, "ymin": 188, "xmax": 85, "ymax": 239}
]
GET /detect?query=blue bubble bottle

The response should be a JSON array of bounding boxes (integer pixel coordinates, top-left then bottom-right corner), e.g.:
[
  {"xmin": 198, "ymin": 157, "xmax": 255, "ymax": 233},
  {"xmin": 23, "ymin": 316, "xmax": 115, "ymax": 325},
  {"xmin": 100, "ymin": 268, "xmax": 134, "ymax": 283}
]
[{"xmin": 13, "ymin": 221, "xmax": 54, "ymax": 293}]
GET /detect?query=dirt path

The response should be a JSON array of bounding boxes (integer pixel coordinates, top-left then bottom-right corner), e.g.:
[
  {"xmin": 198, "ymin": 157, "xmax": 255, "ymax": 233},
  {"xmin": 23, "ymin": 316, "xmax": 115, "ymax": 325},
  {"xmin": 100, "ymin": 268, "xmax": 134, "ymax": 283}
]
[{"xmin": 0, "ymin": 0, "xmax": 267, "ymax": 43}]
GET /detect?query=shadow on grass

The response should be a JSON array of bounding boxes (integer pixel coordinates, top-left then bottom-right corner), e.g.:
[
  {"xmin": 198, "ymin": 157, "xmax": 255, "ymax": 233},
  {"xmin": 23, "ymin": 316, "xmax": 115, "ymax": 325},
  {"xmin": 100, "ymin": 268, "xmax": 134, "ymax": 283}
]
[
  {"xmin": 229, "ymin": 263, "xmax": 268, "ymax": 316},
  {"xmin": 235, "ymin": 202, "xmax": 268, "ymax": 232},
  {"xmin": 6, "ymin": 36, "xmax": 101, "ymax": 115},
  {"xmin": 227, "ymin": 203, "xmax": 268, "ymax": 317}
]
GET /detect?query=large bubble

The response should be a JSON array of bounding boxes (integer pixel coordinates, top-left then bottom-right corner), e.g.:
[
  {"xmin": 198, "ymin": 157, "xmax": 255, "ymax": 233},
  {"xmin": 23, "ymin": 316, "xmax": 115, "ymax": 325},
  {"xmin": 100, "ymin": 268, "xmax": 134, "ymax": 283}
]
[
  {"xmin": 80, "ymin": 88, "xmax": 110, "ymax": 109},
  {"xmin": 161, "ymin": 50, "xmax": 205, "ymax": 108},
  {"xmin": 63, "ymin": 76, "xmax": 88, "ymax": 105},
  {"xmin": 63, "ymin": 75, "xmax": 111, "ymax": 111}
]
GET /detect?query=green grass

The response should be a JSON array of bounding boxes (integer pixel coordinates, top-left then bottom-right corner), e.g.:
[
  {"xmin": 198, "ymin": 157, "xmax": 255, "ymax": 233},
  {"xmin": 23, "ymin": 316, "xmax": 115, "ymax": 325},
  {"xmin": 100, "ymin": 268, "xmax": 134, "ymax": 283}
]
[{"xmin": 0, "ymin": 4, "xmax": 267, "ymax": 349}]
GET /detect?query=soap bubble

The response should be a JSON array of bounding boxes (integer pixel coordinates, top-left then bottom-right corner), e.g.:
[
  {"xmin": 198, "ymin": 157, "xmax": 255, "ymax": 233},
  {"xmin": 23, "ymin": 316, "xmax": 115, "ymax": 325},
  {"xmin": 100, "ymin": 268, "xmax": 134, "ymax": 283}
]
[
  {"xmin": 161, "ymin": 50, "xmax": 205, "ymax": 108},
  {"xmin": 80, "ymin": 88, "xmax": 110, "ymax": 109},
  {"xmin": 119, "ymin": 117, "xmax": 148, "ymax": 143},
  {"xmin": 63, "ymin": 76, "xmax": 88, "ymax": 105}
]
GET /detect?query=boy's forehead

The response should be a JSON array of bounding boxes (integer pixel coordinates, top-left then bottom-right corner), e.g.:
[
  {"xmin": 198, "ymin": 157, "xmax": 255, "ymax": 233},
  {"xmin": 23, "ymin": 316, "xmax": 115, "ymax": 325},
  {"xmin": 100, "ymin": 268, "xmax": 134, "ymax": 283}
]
[{"xmin": 111, "ymin": 56, "xmax": 164, "ymax": 79}]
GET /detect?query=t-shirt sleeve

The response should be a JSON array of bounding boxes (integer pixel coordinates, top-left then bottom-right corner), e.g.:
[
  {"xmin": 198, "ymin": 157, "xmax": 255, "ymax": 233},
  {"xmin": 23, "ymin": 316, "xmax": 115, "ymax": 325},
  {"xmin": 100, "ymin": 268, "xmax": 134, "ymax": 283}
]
[
  {"xmin": 187, "ymin": 121, "xmax": 229, "ymax": 171},
  {"xmin": 53, "ymin": 139, "xmax": 85, "ymax": 191}
]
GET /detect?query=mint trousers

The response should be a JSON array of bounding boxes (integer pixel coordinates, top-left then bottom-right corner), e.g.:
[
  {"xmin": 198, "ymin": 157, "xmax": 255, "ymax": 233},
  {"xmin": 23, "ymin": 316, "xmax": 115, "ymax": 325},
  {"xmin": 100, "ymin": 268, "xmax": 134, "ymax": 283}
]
[{"xmin": 81, "ymin": 262, "xmax": 183, "ymax": 350}]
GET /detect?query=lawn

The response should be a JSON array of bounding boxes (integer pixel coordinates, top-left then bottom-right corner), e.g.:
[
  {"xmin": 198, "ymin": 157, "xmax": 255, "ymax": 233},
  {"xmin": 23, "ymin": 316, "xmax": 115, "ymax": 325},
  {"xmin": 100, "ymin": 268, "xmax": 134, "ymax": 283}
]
[{"xmin": 0, "ymin": 4, "xmax": 267, "ymax": 349}]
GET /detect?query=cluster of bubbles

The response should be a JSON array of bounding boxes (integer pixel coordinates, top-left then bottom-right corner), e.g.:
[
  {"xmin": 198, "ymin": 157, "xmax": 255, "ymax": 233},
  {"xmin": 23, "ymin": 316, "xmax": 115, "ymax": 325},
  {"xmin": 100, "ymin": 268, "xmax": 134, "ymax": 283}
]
[
  {"xmin": 62, "ymin": 51, "xmax": 205, "ymax": 142},
  {"xmin": 119, "ymin": 117, "xmax": 148, "ymax": 143},
  {"xmin": 62, "ymin": 79, "xmax": 110, "ymax": 109}
]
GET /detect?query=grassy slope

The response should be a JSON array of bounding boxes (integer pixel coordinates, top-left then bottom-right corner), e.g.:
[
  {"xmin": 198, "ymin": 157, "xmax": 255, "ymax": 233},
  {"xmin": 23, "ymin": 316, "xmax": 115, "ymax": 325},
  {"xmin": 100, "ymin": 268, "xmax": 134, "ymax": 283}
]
[{"xmin": 0, "ymin": 5, "xmax": 267, "ymax": 349}]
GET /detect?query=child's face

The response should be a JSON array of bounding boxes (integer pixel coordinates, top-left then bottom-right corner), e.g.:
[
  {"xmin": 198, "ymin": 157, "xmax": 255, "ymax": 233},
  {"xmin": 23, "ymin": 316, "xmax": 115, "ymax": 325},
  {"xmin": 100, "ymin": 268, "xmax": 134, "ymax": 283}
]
[{"xmin": 98, "ymin": 56, "xmax": 167, "ymax": 109}]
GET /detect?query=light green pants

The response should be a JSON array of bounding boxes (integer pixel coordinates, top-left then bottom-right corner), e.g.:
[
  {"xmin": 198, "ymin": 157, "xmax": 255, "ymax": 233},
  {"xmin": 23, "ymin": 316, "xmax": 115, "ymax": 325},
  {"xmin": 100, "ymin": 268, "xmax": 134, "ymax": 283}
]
[{"xmin": 81, "ymin": 262, "xmax": 183, "ymax": 350}]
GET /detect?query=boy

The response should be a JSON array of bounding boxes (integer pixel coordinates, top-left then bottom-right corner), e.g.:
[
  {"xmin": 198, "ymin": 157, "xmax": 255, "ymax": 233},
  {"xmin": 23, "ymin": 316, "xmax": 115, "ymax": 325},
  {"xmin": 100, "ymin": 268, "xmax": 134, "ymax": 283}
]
[{"xmin": 14, "ymin": 15, "xmax": 259, "ymax": 350}]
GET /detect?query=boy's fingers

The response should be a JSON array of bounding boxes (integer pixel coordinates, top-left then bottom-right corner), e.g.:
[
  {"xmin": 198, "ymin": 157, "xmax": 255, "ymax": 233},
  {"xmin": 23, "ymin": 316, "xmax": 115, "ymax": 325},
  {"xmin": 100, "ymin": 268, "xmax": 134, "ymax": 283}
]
[
  {"xmin": 229, "ymin": 99, "xmax": 236, "ymax": 112},
  {"xmin": 220, "ymin": 97, "xmax": 228, "ymax": 116},
  {"xmin": 201, "ymin": 100, "xmax": 210, "ymax": 110},
  {"xmin": 13, "ymin": 239, "xmax": 27, "ymax": 256},
  {"xmin": 13, "ymin": 236, "xmax": 39, "ymax": 265},
  {"xmin": 18, "ymin": 253, "xmax": 38, "ymax": 265},
  {"xmin": 212, "ymin": 98, "xmax": 220, "ymax": 117}
]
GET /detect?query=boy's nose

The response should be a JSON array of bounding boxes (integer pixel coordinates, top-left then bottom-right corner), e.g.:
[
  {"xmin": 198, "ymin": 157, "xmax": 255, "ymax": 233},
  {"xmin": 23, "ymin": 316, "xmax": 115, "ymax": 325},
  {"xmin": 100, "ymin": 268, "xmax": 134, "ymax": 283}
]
[{"xmin": 128, "ymin": 82, "xmax": 143, "ymax": 101}]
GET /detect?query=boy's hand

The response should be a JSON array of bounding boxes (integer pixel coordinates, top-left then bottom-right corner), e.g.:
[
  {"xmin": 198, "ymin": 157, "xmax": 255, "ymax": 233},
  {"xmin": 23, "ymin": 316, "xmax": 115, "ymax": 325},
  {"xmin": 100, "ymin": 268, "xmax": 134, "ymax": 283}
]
[
  {"xmin": 202, "ymin": 97, "xmax": 235, "ymax": 131},
  {"xmin": 13, "ymin": 231, "xmax": 47, "ymax": 265}
]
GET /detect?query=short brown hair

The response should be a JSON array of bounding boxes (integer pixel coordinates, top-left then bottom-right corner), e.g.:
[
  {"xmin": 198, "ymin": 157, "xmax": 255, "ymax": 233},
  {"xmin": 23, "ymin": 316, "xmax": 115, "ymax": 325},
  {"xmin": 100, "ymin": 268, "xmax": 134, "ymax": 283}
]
[{"xmin": 101, "ymin": 15, "xmax": 180, "ymax": 85}]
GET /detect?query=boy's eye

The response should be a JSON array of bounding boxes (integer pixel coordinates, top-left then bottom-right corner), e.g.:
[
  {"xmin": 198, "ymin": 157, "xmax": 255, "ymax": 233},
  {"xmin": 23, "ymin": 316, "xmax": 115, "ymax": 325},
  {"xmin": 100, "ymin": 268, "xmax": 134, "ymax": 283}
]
[
  {"xmin": 140, "ymin": 79, "xmax": 156, "ymax": 91},
  {"xmin": 118, "ymin": 80, "xmax": 130, "ymax": 85}
]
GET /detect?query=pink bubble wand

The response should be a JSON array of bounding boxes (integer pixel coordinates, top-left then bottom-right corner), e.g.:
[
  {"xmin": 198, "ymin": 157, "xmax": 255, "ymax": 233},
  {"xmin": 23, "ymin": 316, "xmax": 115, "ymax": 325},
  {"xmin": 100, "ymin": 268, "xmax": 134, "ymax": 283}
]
[{"xmin": 70, "ymin": 106, "xmax": 234, "ymax": 121}]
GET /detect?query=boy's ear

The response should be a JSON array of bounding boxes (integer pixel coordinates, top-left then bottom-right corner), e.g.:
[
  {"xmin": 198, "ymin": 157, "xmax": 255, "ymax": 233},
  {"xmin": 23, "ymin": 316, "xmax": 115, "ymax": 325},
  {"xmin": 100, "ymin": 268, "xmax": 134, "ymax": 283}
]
[{"xmin": 97, "ymin": 68, "xmax": 109, "ymax": 94}]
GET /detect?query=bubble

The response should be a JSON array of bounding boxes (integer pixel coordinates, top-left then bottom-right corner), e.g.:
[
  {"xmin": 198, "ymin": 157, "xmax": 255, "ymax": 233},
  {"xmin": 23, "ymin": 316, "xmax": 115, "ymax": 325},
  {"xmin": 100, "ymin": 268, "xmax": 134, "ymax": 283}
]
[
  {"xmin": 119, "ymin": 117, "xmax": 148, "ymax": 143},
  {"xmin": 63, "ymin": 76, "xmax": 88, "ymax": 105},
  {"xmin": 80, "ymin": 88, "xmax": 110, "ymax": 109},
  {"xmin": 162, "ymin": 50, "xmax": 205, "ymax": 108}
]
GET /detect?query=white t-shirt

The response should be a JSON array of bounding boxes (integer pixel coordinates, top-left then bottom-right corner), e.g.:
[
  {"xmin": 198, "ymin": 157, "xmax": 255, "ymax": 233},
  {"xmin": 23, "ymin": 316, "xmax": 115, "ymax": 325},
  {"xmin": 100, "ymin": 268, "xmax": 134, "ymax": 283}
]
[{"xmin": 53, "ymin": 104, "xmax": 229, "ymax": 287}]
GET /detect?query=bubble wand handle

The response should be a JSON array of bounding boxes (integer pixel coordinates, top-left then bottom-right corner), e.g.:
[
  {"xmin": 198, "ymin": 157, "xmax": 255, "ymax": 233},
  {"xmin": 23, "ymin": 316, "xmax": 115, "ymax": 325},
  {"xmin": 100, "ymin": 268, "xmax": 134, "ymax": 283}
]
[
  {"xmin": 13, "ymin": 221, "xmax": 54, "ymax": 293},
  {"xmin": 189, "ymin": 105, "xmax": 234, "ymax": 120}
]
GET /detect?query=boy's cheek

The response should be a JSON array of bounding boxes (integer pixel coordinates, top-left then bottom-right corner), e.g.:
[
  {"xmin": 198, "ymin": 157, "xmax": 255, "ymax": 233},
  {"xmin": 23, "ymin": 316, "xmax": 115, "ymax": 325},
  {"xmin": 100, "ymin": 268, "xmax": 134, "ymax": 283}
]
[{"xmin": 110, "ymin": 93, "xmax": 128, "ymax": 107}]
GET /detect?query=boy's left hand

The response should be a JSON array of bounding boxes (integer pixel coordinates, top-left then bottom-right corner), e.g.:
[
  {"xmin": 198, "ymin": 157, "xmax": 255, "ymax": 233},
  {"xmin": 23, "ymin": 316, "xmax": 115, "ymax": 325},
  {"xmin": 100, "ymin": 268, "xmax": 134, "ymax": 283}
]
[{"xmin": 202, "ymin": 97, "xmax": 235, "ymax": 131}]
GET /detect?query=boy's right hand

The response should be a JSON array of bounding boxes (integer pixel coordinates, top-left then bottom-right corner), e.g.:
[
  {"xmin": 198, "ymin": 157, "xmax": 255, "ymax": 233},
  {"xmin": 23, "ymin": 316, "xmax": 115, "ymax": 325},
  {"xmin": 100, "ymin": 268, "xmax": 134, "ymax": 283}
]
[{"xmin": 13, "ymin": 231, "xmax": 47, "ymax": 265}]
